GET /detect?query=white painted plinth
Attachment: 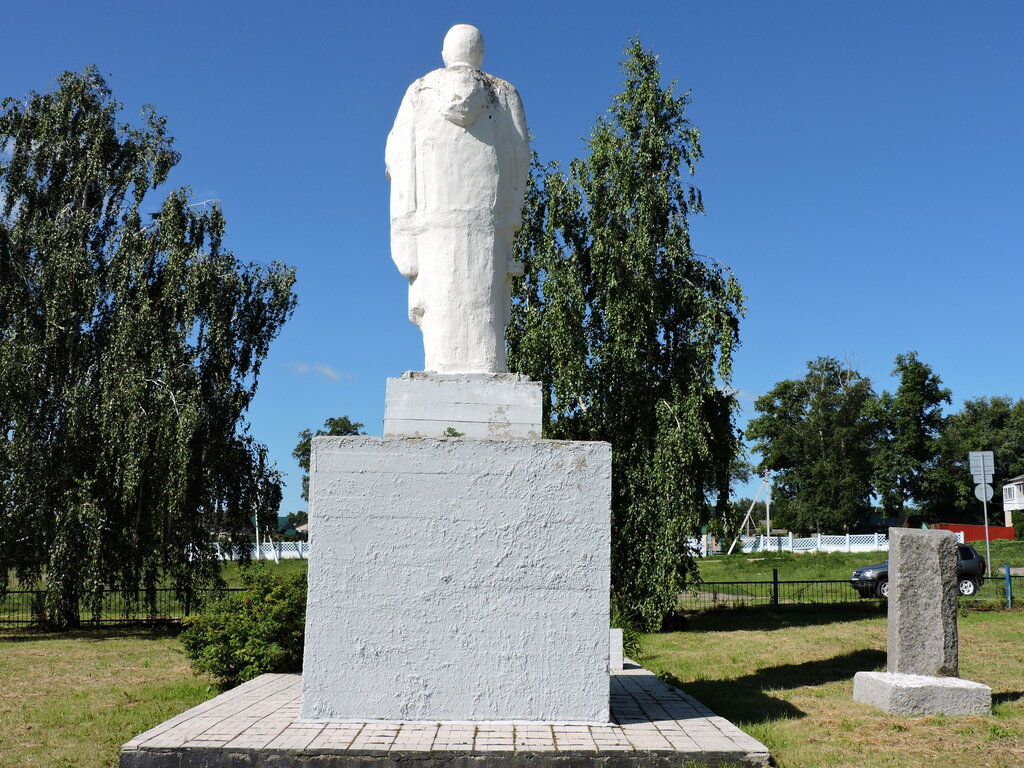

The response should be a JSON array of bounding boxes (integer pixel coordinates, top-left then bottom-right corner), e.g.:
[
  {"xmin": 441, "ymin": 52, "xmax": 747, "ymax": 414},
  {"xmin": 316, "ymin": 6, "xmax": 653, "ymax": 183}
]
[
  {"xmin": 609, "ymin": 628, "xmax": 624, "ymax": 672},
  {"xmin": 383, "ymin": 371, "xmax": 542, "ymax": 438},
  {"xmin": 853, "ymin": 671, "xmax": 992, "ymax": 715},
  {"xmin": 301, "ymin": 436, "xmax": 611, "ymax": 722}
]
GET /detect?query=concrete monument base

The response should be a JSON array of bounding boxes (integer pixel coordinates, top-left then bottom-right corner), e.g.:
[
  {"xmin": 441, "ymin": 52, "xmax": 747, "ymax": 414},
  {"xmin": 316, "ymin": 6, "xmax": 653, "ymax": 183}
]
[
  {"xmin": 121, "ymin": 667, "xmax": 771, "ymax": 767},
  {"xmin": 853, "ymin": 671, "xmax": 992, "ymax": 715},
  {"xmin": 383, "ymin": 371, "xmax": 542, "ymax": 438},
  {"xmin": 302, "ymin": 435, "xmax": 610, "ymax": 722}
]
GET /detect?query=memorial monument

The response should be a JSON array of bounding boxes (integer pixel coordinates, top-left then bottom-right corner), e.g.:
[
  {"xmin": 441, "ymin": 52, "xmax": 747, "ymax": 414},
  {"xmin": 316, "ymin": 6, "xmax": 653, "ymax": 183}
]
[
  {"xmin": 120, "ymin": 26, "xmax": 773, "ymax": 766},
  {"xmin": 853, "ymin": 528, "xmax": 991, "ymax": 715},
  {"xmin": 301, "ymin": 24, "xmax": 612, "ymax": 722},
  {"xmin": 381, "ymin": 24, "xmax": 538, "ymax": 439}
]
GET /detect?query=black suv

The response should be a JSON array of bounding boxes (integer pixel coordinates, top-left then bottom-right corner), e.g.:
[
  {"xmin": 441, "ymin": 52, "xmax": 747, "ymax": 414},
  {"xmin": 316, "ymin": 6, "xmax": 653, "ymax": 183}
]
[{"xmin": 850, "ymin": 544, "xmax": 985, "ymax": 598}]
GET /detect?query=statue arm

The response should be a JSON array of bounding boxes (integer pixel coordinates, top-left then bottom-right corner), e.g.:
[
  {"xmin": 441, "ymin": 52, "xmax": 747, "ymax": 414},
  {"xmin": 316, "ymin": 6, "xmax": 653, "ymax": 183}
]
[
  {"xmin": 505, "ymin": 87, "xmax": 530, "ymax": 231},
  {"xmin": 386, "ymin": 83, "xmax": 419, "ymax": 277}
]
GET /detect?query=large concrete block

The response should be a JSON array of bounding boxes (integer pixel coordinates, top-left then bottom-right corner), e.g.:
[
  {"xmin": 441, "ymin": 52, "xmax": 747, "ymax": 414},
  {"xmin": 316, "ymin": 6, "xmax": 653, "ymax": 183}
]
[
  {"xmin": 384, "ymin": 371, "xmax": 542, "ymax": 438},
  {"xmin": 301, "ymin": 436, "xmax": 611, "ymax": 722},
  {"xmin": 853, "ymin": 671, "xmax": 992, "ymax": 715},
  {"xmin": 887, "ymin": 528, "xmax": 959, "ymax": 676}
]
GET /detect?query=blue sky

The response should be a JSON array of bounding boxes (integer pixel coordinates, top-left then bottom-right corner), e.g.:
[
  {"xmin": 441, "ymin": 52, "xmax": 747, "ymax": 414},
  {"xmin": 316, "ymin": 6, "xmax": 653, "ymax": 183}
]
[{"xmin": 4, "ymin": 2, "xmax": 1022, "ymax": 514}]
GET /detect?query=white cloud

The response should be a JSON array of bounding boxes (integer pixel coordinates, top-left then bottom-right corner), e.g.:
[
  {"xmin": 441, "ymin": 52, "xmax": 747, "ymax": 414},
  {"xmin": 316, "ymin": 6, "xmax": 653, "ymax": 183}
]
[
  {"xmin": 315, "ymin": 364, "xmax": 342, "ymax": 381},
  {"xmin": 283, "ymin": 362, "xmax": 352, "ymax": 382}
]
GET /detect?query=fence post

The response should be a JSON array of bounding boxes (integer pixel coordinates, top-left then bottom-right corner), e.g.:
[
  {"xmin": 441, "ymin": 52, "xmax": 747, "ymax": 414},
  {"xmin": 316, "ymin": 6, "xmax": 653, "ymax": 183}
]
[
  {"xmin": 787, "ymin": 532, "xmax": 793, "ymax": 552},
  {"xmin": 772, "ymin": 568, "xmax": 779, "ymax": 608},
  {"xmin": 816, "ymin": 533, "xmax": 822, "ymax": 553},
  {"xmin": 846, "ymin": 533, "xmax": 851, "ymax": 552},
  {"xmin": 874, "ymin": 532, "xmax": 880, "ymax": 550},
  {"xmin": 1006, "ymin": 565, "xmax": 1013, "ymax": 609}
]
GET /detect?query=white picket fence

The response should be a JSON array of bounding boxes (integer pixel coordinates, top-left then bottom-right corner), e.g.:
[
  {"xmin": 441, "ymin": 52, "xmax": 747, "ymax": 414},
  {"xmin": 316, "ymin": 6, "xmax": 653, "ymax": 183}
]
[
  {"xmin": 689, "ymin": 530, "xmax": 964, "ymax": 557},
  {"xmin": 214, "ymin": 541, "xmax": 309, "ymax": 562}
]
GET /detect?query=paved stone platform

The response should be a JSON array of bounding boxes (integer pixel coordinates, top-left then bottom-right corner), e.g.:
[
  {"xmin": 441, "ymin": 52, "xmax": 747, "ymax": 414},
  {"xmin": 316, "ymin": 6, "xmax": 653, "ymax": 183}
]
[{"xmin": 121, "ymin": 664, "xmax": 769, "ymax": 767}]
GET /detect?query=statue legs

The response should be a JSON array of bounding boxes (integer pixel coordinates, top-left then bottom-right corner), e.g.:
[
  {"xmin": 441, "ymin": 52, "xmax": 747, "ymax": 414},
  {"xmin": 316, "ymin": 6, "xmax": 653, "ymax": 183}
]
[{"xmin": 411, "ymin": 221, "xmax": 506, "ymax": 373}]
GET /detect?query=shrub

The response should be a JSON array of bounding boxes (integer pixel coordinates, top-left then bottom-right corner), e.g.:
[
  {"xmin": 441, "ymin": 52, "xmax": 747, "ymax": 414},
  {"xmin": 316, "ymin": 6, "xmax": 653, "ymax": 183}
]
[
  {"xmin": 1014, "ymin": 510, "xmax": 1024, "ymax": 542},
  {"xmin": 180, "ymin": 564, "xmax": 306, "ymax": 686}
]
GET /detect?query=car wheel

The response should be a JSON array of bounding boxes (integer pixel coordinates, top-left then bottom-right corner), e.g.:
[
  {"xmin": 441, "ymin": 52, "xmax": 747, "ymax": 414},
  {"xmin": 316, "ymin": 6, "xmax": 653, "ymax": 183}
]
[
  {"xmin": 959, "ymin": 578, "xmax": 978, "ymax": 596},
  {"xmin": 876, "ymin": 580, "xmax": 888, "ymax": 599}
]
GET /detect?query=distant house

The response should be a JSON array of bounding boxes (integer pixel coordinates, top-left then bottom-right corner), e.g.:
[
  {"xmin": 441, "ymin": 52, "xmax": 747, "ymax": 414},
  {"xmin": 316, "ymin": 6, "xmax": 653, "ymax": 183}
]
[{"xmin": 1002, "ymin": 474, "xmax": 1024, "ymax": 526}]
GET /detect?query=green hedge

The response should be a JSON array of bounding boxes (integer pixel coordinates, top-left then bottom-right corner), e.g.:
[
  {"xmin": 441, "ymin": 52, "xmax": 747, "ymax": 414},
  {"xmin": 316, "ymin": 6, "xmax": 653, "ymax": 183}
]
[{"xmin": 180, "ymin": 564, "xmax": 306, "ymax": 686}]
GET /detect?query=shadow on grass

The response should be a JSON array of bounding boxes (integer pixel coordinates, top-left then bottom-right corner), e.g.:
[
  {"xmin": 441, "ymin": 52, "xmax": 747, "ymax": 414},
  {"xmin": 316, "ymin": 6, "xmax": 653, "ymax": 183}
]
[
  {"xmin": 994, "ymin": 691, "xmax": 1024, "ymax": 706},
  {"xmin": 0, "ymin": 625, "xmax": 182, "ymax": 643},
  {"xmin": 676, "ymin": 603, "xmax": 887, "ymax": 633},
  {"xmin": 658, "ymin": 648, "xmax": 886, "ymax": 725}
]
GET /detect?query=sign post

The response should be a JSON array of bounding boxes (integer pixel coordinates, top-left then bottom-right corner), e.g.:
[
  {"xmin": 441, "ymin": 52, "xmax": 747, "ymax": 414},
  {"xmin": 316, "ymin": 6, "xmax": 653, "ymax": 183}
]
[{"xmin": 968, "ymin": 451, "xmax": 994, "ymax": 577}]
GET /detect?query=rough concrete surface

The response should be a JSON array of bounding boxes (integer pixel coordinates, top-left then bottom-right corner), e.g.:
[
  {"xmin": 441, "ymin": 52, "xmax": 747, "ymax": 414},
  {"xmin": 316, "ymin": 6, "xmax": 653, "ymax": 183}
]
[
  {"xmin": 121, "ymin": 669, "xmax": 771, "ymax": 767},
  {"xmin": 887, "ymin": 528, "xmax": 959, "ymax": 676},
  {"xmin": 609, "ymin": 629, "xmax": 624, "ymax": 672},
  {"xmin": 383, "ymin": 372, "xmax": 542, "ymax": 438},
  {"xmin": 853, "ymin": 671, "xmax": 992, "ymax": 715},
  {"xmin": 302, "ymin": 436, "xmax": 611, "ymax": 722}
]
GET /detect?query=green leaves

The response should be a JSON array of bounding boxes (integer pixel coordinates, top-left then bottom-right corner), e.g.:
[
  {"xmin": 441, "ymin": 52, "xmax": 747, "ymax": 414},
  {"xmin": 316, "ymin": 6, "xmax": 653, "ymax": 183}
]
[
  {"xmin": 180, "ymin": 565, "xmax": 307, "ymax": 686},
  {"xmin": 508, "ymin": 41, "xmax": 744, "ymax": 630},
  {"xmin": 292, "ymin": 416, "xmax": 364, "ymax": 501},
  {"xmin": 0, "ymin": 68, "xmax": 296, "ymax": 628},
  {"xmin": 747, "ymin": 357, "xmax": 878, "ymax": 533}
]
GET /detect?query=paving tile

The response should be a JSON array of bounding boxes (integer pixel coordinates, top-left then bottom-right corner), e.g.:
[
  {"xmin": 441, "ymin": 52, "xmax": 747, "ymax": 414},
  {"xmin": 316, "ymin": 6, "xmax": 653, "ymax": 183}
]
[{"xmin": 121, "ymin": 667, "xmax": 770, "ymax": 766}]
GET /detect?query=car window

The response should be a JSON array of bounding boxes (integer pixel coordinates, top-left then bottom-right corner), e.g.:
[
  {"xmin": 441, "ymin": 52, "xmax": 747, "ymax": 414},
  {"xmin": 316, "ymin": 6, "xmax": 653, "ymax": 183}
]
[{"xmin": 958, "ymin": 546, "xmax": 974, "ymax": 560}]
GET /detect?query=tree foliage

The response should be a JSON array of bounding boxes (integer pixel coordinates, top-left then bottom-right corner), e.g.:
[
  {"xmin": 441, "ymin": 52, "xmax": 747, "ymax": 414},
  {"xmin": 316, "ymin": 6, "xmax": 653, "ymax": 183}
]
[
  {"xmin": 0, "ymin": 69, "xmax": 296, "ymax": 627},
  {"xmin": 871, "ymin": 352, "xmax": 950, "ymax": 518},
  {"xmin": 921, "ymin": 396, "xmax": 1024, "ymax": 520},
  {"xmin": 292, "ymin": 415, "xmax": 364, "ymax": 501},
  {"xmin": 746, "ymin": 357, "xmax": 876, "ymax": 532},
  {"xmin": 508, "ymin": 42, "xmax": 744, "ymax": 630}
]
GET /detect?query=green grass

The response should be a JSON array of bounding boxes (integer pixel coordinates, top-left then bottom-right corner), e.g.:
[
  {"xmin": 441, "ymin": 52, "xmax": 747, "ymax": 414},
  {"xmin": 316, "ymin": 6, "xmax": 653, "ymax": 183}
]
[
  {"xmin": 0, "ymin": 627, "xmax": 219, "ymax": 768},
  {"xmin": 642, "ymin": 607, "xmax": 1024, "ymax": 768},
  {"xmin": 697, "ymin": 539, "xmax": 1024, "ymax": 583},
  {"xmin": 219, "ymin": 557, "xmax": 307, "ymax": 587},
  {"xmin": 2, "ymin": 600, "xmax": 1021, "ymax": 767}
]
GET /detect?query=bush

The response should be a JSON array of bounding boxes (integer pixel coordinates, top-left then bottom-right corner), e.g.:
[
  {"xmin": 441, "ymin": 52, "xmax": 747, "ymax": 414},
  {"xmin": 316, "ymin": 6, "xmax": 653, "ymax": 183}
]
[
  {"xmin": 1014, "ymin": 510, "xmax": 1024, "ymax": 541},
  {"xmin": 180, "ymin": 564, "xmax": 306, "ymax": 686}
]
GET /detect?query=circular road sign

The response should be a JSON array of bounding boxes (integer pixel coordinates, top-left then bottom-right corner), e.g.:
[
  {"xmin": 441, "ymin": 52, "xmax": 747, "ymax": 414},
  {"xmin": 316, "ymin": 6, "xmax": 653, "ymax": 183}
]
[{"xmin": 975, "ymin": 483, "xmax": 994, "ymax": 502}]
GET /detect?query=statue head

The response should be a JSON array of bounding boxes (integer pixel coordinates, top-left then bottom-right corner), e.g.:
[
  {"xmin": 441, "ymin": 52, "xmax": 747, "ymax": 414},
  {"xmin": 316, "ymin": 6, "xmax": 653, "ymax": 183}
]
[{"xmin": 442, "ymin": 24, "xmax": 484, "ymax": 69}]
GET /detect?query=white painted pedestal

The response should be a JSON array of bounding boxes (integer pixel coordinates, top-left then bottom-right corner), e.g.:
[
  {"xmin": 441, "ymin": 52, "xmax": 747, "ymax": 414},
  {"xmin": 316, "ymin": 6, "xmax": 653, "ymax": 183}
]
[
  {"xmin": 301, "ymin": 436, "xmax": 611, "ymax": 722},
  {"xmin": 383, "ymin": 372, "xmax": 542, "ymax": 439}
]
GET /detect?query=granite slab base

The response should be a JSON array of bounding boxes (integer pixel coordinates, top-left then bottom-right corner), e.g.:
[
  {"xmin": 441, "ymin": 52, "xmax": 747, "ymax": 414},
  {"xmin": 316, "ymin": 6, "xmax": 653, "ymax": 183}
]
[
  {"xmin": 853, "ymin": 671, "xmax": 992, "ymax": 715},
  {"xmin": 121, "ymin": 664, "xmax": 769, "ymax": 767}
]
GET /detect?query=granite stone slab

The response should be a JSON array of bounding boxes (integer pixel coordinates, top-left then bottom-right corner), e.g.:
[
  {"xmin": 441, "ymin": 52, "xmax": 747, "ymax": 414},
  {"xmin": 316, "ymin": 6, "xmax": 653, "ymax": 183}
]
[{"xmin": 853, "ymin": 671, "xmax": 992, "ymax": 715}]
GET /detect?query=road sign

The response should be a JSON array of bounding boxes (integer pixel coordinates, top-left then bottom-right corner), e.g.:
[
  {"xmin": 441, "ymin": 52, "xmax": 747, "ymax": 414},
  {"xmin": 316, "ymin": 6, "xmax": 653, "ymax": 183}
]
[
  {"xmin": 969, "ymin": 451, "xmax": 994, "ymax": 477},
  {"xmin": 968, "ymin": 451, "xmax": 995, "ymax": 579}
]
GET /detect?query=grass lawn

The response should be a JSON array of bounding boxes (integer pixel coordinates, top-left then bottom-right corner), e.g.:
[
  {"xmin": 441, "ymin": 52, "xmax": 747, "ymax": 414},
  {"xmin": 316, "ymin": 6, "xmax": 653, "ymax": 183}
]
[
  {"xmin": 0, "ymin": 627, "xmax": 218, "ymax": 768},
  {"xmin": 219, "ymin": 557, "xmax": 307, "ymax": 587},
  {"xmin": 1, "ymin": 601, "xmax": 1022, "ymax": 767},
  {"xmin": 697, "ymin": 539, "xmax": 1024, "ymax": 583},
  {"xmin": 643, "ymin": 607, "xmax": 1024, "ymax": 768}
]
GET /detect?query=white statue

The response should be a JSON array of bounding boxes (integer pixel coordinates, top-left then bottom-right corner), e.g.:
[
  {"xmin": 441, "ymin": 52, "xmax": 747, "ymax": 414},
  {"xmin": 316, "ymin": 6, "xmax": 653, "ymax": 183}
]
[{"xmin": 385, "ymin": 24, "xmax": 530, "ymax": 374}]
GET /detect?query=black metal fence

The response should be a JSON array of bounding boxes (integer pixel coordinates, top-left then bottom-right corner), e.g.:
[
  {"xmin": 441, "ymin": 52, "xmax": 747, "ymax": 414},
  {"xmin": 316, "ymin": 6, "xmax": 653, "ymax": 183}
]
[
  {"xmin": 680, "ymin": 571, "xmax": 1024, "ymax": 611},
  {"xmin": 0, "ymin": 587, "xmax": 243, "ymax": 628}
]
